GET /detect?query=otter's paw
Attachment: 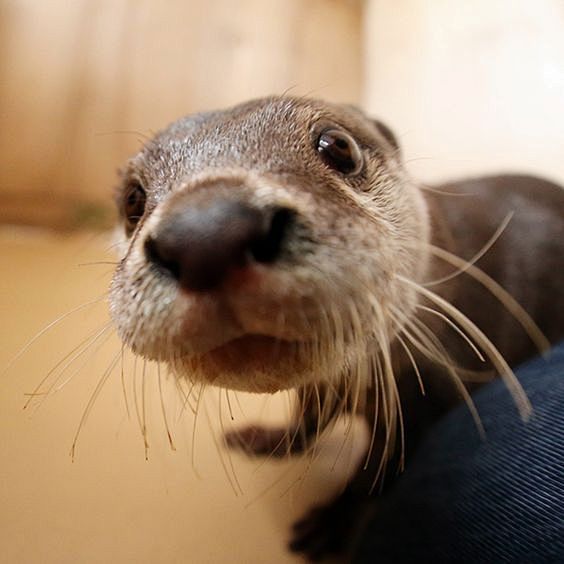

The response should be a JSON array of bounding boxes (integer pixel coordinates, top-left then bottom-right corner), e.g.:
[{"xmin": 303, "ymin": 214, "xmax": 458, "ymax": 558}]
[
  {"xmin": 224, "ymin": 425, "xmax": 299, "ymax": 457},
  {"xmin": 289, "ymin": 492, "xmax": 363, "ymax": 562}
]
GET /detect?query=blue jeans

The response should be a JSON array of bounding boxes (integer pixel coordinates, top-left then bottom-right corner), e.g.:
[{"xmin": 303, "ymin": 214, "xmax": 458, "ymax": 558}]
[{"xmin": 354, "ymin": 343, "xmax": 564, "ymax": 563}]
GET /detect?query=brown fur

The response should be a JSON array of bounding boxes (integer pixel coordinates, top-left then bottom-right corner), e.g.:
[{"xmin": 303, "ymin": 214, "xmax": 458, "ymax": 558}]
[{"xmin": 109, "ymin": 96, "xmax": 564, "ymax": 560}]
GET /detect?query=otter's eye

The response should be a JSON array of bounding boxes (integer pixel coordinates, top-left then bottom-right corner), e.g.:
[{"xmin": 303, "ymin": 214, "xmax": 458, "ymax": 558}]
[
  {"xmin": 316, "ymin": 128, "xmax": 363, "ymax": 175},
  {"xmin": 124, "ymin": 182, "xmax": 146, "ymax": 234}
]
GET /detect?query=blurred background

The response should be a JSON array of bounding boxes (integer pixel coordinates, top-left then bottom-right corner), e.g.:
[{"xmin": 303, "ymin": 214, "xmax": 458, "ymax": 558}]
[{"xmin": 1, "ymin": 1, "xmax": 563, "ymax": 562}]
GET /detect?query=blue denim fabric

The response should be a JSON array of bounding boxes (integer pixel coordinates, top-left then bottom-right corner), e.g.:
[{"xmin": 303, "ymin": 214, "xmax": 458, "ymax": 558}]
[{"xmin": 354, "ymin": 343, "xmax": 564, "ymax": 564}]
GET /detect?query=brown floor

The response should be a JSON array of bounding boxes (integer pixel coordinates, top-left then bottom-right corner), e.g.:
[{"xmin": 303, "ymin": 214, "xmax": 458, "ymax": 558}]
[{"xmin": 0, "ymin": 229, "xmax": 364, "ymax": 564}]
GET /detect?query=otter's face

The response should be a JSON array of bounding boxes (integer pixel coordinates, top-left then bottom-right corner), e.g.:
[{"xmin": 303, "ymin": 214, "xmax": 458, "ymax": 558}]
[{"xmin": 109, "ymin": 97, "xmax": 429, "ymax": 393}]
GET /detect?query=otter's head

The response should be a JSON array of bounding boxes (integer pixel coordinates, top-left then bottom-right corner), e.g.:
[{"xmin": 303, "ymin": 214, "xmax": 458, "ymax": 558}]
[{"xmin": 109, "ymin": 97, "xmax": 430, "ymax": 393}]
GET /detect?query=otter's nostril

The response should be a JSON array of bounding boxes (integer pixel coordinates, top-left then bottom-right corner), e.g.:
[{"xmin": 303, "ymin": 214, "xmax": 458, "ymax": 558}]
[
  {"xmin": 144, "ymin": 235, "xmax": 181, "ymax": 281},
  {"xmin": 250, "ymin": 207, "xmax": 295, "ymax": 263}
]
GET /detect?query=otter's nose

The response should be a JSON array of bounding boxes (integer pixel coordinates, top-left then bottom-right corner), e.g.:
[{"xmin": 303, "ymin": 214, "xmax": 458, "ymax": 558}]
[{"xmin": 144, "ymin": 200, "xmax": 294, "ymax": 292}]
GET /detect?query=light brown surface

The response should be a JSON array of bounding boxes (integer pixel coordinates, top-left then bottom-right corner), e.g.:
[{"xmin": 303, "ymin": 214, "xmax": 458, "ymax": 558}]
[{"xmin": 0, "ymin": 230, "xmax": 364, "ymax": 563}]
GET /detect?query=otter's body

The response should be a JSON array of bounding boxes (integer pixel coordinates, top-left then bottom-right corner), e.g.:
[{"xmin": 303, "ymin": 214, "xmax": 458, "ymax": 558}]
[{"xmin": 108, "ymin": 96, "xmax": 564, "ymax": 560}]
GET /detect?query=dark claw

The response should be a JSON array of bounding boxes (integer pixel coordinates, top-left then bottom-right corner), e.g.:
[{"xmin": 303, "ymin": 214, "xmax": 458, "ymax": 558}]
[{"xmin": 288, "ymin": 492, "xmax": 362, "ymax": 561}]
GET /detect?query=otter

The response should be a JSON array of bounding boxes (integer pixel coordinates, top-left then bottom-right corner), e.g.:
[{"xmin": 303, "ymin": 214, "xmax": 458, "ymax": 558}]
[{"xmin": 109, "ymin": 96, "xmax": 564, "ymax": 560}]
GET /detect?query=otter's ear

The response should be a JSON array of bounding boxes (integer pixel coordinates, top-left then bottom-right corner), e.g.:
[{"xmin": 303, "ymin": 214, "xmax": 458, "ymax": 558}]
[
  {"xmin": 343, "ymin": 104, "xmax": 400, "ymax": 153},
  {"xmin": 372, "ymin": 119, "xmax": 400, "ymax": 154}
]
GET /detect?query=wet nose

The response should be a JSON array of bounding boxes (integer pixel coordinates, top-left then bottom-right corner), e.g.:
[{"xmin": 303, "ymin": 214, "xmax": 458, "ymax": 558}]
[{"xmin": 144, "ymin": 200, "xmax": 294, "ymax": 292}]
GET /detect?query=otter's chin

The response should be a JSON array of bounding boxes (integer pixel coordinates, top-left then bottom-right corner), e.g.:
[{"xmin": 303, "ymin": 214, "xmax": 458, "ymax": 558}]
[{"xmin": 170, "ymin": 335, "xmax": 321, "ymax": 393}]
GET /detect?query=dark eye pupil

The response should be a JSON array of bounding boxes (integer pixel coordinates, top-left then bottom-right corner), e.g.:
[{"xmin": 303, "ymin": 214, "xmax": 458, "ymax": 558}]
[
  {"xmin": 317, "ymin": 129, "xmax": 362, "ymax": 175},
  {"xmin": 335, "ymin": 138, "xmax": 348, "ymax": 150},
  {"xmin": 124, "ymin": 184, "xmax": 146, "ymax": 233},
  {"xmin": 126, "ymin": 188, "xmax": 144, "ymax": 216},
  {"xmin": 127, "ymin": 191, "xmax": 139, "ymax": 207}
]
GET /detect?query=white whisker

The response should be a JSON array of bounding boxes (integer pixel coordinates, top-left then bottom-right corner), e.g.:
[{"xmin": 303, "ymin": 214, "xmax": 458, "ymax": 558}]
[{"xmin": 399, "ymin": 275, "xmax": 531, "ymax": 419}]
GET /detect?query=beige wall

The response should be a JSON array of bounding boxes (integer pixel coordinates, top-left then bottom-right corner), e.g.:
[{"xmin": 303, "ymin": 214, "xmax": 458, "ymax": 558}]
[
  {"xmin": 0, "ymin": 0, "xmax": 362, "ymax": 228},
  {"xmin": 364, "ymin": 0, "xmax": 564, "ymax": 185},
  {"xmin": 3, "ymin": 0, "xmax": 562, "ymax": 230}
]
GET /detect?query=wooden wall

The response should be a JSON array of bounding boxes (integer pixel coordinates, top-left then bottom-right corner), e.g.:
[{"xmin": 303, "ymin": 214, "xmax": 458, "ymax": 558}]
[
  {"xmin": 0, "ymin": 0, "xmax": 362, "ymax": 229},
  {"xmin": 4, "ymin": 0, "xmax": 561, "ymax": 230},
  {"xmin": 364, "ymin": 0, "xmax": 564, "ymax": 186}
]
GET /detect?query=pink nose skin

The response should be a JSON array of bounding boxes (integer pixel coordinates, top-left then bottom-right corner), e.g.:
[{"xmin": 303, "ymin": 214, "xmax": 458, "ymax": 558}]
[{"xmin": 144, "ymin": 199, "xmax": 294, "ymax": 292}]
